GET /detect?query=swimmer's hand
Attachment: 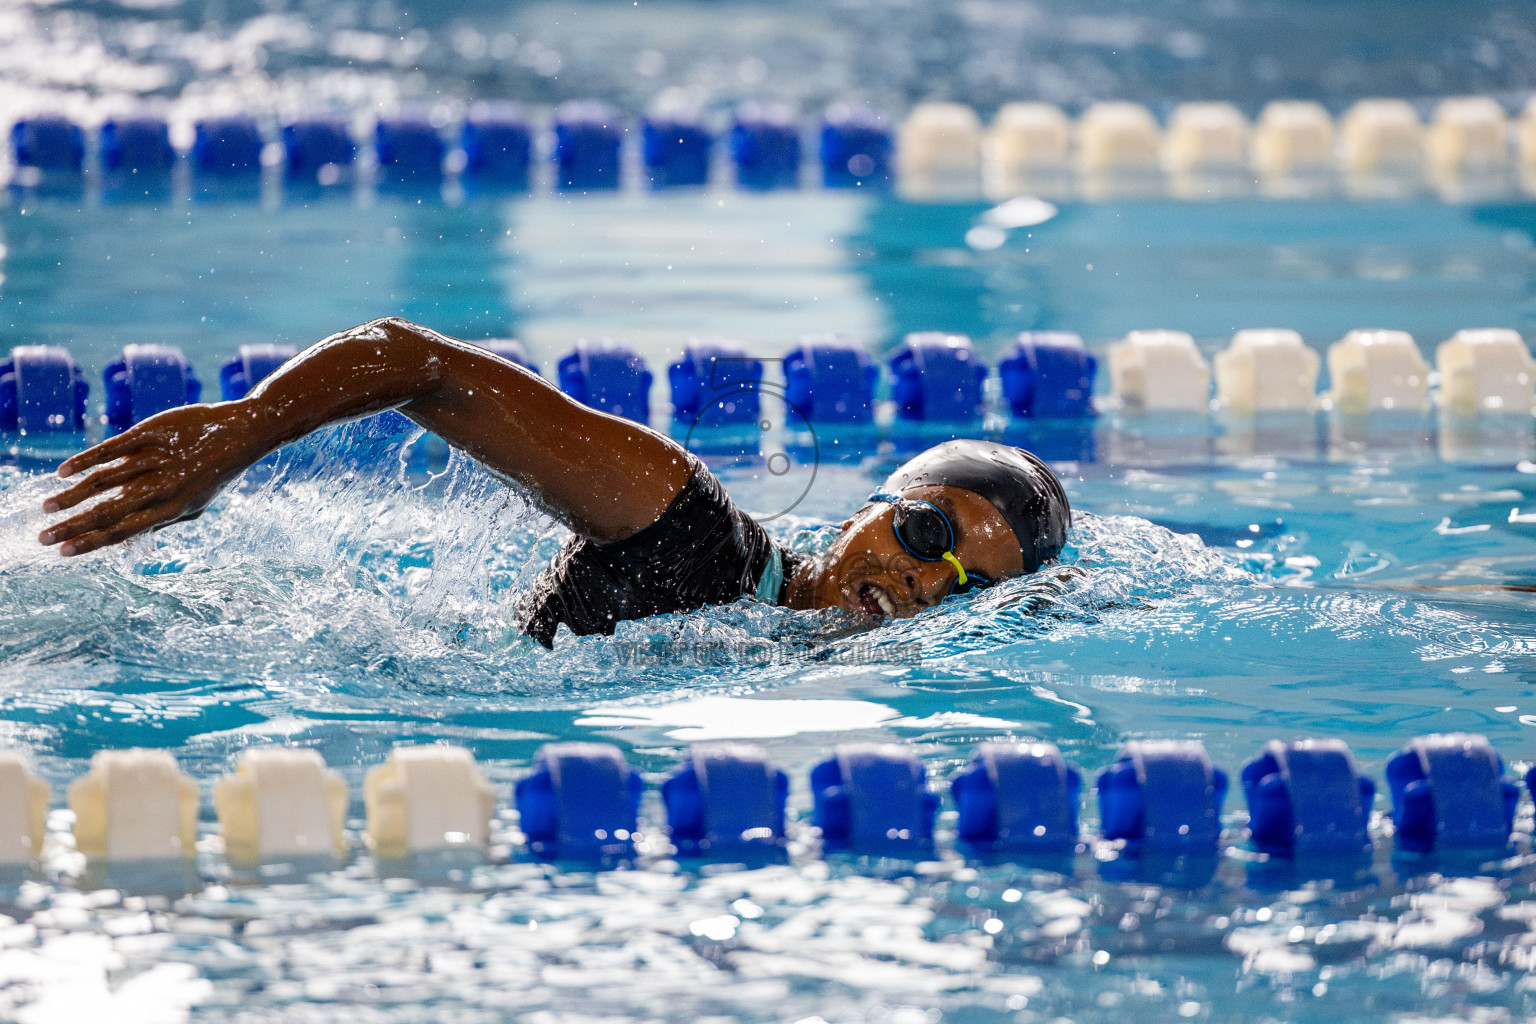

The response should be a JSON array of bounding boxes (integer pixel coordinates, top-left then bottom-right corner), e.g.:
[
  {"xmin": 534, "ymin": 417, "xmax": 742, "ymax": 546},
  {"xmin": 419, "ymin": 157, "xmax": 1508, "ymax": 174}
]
[
  {"xmin": 35, "ymin": 316, "xmax": 692, "ymax": 556},
  {"xmin": 38, "ymin": 403, "xmax": 263, "ymax": 556}
]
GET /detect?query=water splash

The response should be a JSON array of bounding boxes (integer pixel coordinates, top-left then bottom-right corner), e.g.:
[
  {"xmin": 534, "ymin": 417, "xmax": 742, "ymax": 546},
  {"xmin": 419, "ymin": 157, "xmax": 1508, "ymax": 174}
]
[
  {"xmin": 831, "ymin": 511, "xmax": 1258, "ymax": 660},
  {"xmin": 1, "ymin": 442, "xmax": 1270, "ymax": 721},
  {"xmin": 10, "ymin": 443, "xmax": 1536, "ymax": 1022}
]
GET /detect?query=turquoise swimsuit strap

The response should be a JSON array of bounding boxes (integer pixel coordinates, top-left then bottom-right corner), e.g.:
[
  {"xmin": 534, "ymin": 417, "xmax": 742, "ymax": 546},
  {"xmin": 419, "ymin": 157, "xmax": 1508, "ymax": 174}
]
[{"xmin": 754, "ymin": 546, "xmax": 785, "ymax": 604}]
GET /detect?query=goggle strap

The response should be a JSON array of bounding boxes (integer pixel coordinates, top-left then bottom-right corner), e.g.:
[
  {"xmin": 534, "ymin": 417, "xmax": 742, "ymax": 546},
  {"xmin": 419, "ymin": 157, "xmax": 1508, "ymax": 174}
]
[{"xmin": 940, "ymin": 550, "xmax": 968, "ymax": 586}]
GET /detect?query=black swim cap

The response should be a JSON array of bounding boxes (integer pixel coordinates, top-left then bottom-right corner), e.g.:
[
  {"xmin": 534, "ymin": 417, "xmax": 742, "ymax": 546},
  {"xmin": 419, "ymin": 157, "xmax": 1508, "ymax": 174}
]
[{"xmin": 880, "ymin": 440, "xmax": 1071, "ymax": 573}]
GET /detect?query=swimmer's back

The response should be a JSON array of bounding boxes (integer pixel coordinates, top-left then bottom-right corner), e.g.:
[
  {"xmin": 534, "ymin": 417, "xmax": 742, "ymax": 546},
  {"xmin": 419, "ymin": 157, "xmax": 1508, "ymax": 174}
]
[{"xmin": 519, "ymin": 459, "xmax": 799, "ymax": 647}]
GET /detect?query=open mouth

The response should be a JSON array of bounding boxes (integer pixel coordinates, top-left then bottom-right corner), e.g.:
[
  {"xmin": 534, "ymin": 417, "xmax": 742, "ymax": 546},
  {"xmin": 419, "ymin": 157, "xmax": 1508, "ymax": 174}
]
[{"xmin": 856, "ymin": 582, "xmax": 897, "ymax": 619}]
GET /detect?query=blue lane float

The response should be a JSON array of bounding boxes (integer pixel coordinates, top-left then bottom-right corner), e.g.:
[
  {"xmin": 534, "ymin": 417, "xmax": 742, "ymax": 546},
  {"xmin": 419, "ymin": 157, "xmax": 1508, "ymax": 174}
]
[
  {"xmin": 103, "ymin": 345, "xmax": 202, "ymax": 429},
  {"xmin": 889, "ymin": 332, "xmax": 987, "ymax": 422},
  {"xmin": 663, "ymin": 744, "xmax": 789, "ymax": 857},
  {"xmin": 812, "ymin": 743, "xmax": 939, "ymax": 855},
  {"xmin": 1386, "ymin": 733, "xmax": 1518, "ymax": 854},
  {"xmin": 515, "ymin": 742, "xmax": 643, "ymax": 860},
  {"xmin": 667, "ymin": 341, "xmax": 763, "ymax": 426},
  {"xmin": 219, "ymin": 344, "xmax": 298, "ymax": 401},
  {"xmin": 820, "ymin": 105, "xmax": 893, "ymax": 189},
  {"xmin": 6, "ymin": 732, "xmax": 1536, "ymax": 879},
  {"xmin": 1241, "ymin": 739, "xmax": 1374, "ymax": 859},
  {"xmin": 99, "ymin": 117, "xmax": 175, "ymax": 176},
  {"xmin": 3, "ymin": 92, "xmax": 1525, "ymax": 204},
  {"xmin": 282, "ymin": 119, "xmax": 355, "ymax": 183},
  {"xmin": 555, "ymin": 101, "xmax": 623, "ymax": 192},
  {"xmin": 1098, "ymin": 740, "xmax": 1227, "ymax": 854},
  {"xmin": 10, "ymin": 116, "xmax": 85, "ymax": 175},
  {"xmin": 557, "ymin": 340, "xmax": 653, "ymax": 423},
  {"xmin": 998, "ymin": 332, "xmax": 1098, "ymax": 419},
  {"xmin": 952, "ymin": 741, "xmax": 1082, "ymax": 853},
  {"xmin": 731, "ymin": 104, "xmax": 801, "ymax": 191},
  {"xmin": 375, "ymin": 117, "xmax": 445, "ymax": 184},
  {"xmin": 461, "ymin": 105, "xmax": 532, "ymax": 191},
  {"xmin": 782, "ymin": 336, "xmax": 877, "ymax": 424},
  {"xmin": 476, "ymin": 339, "xmax": 539, "ymax": 374},
  {"xmin": 0, "ymin": 346, "xmax": 88, "ymax": 433},
  {"xmin": 643, "ymin": 111, "xmax": 712, "ymax": 189},
  {"xmin": 191, "ymin": 116, "xmax": 263, "ymax": 175}
]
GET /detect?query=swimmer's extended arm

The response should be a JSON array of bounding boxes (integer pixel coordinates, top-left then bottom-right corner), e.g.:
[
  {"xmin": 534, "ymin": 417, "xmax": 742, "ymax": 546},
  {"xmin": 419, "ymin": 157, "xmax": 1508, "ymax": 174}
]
[{"xmin": 38, "ymin": 317, "xmax": 692, "ymax": 556}]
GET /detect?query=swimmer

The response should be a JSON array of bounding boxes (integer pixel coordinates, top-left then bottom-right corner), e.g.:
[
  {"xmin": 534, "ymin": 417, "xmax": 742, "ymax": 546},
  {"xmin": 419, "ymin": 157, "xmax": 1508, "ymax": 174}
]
[{"xmin": 37, "ymin": 318, "xmax": 1071, "ymax": 646}]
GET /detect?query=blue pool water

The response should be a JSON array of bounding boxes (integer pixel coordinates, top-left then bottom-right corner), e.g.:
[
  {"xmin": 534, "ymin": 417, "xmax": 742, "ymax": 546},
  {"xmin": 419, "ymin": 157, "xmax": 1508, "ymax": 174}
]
[
  {"xmin": 3, "ymin": 185, "xmax": 1536, "ymax": 1022},
  {"xmin": 7, "ymin": 0, "xmax": 1536, "ymax": 1018}
]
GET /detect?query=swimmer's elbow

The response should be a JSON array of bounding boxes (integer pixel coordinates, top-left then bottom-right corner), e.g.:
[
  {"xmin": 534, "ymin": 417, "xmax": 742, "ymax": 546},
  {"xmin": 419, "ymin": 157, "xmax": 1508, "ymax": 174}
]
[
  {"xmin": 353, "ymin": 317, "xmax": 453, "ymax": 373},
  {"xmin": 363, "ymin": 316, "xmax": 432, "ymax": 344}
]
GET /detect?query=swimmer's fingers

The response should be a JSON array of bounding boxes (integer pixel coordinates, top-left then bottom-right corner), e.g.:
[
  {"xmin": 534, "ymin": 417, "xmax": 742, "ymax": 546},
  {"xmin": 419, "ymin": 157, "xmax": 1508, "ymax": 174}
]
[
  {"xmin": 56, "ymin": 431, "xmax": 152, "ymax": 479},
  {"xmin": 42, "ymin": 459, "xmax": 161, "ymax": 514},
  {"xmin": 39, "ymin": 484, "xmax": 173, "ymax": 551},
  {"xmin": 52, "ymin": 503, "xmax": 181, "ymax": 557}
]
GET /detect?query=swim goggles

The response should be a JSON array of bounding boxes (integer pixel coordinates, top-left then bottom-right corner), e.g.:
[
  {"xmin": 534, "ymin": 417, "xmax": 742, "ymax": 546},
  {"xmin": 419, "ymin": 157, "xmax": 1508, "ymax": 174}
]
[{"xmin": 866, "ymin": 492, "xmax": 994, "ymax": 595}]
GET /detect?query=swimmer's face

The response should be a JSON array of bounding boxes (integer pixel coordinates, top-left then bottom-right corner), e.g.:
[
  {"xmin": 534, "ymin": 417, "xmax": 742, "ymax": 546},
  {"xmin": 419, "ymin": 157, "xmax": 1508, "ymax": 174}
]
[{"xmin": 812, "ymin": 484, "xmax": 1026, "ymax": 622}]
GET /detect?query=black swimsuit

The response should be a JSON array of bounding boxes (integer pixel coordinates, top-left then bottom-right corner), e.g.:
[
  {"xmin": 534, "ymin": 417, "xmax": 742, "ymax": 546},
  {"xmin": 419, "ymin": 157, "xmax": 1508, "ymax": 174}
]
[{"xmin": 519, "ymin": 460, "xmax": 802, "ymax": 648}]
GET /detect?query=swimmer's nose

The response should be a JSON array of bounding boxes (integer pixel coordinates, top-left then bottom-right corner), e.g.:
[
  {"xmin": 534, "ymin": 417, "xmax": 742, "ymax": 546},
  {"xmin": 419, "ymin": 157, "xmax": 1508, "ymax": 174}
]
[{"xmin": 901, "ymin": 568, "xmax": 941, "ymax": 609}]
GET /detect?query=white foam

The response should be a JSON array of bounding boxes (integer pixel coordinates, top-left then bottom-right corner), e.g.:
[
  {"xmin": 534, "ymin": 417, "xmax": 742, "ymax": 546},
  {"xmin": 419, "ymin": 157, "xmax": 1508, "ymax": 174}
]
[
  {"xmin": 1214, "ymin": 329, "xmax": 1320, "ymax": 413},
  {"xmin": 1326, "ymin": 329, "xmax": 1430, "ymax": 414},
  {"xmin": 214, "ymin": 747, "xmax": 347, "ymax": 866},
  {"xmin": 1164, "ymin": 102, "xmax": 1247, "ymax": 170},
  {"xmin": 1436, "ymin": 328, "xmax": 1534, "ymax": 416},
  {"xmin": 1340, "ymin": 99, "xmax": 1423, "ymax": 171},
  {"xmin": 578, "ymin": 695, "xmax": 901, "ymax": 740},
  {"xmin": 1076, "ymin": 102, "xmax": 1161, "ymax": 173},
  {"xmin": 1107, "ymin": 330, "xmax": 1210, "ymax": 412},
  {"xmin": 0, "ymin": 752, "xmax": 48, "ymax": 865},
  {"xmin": 364, "ymin": 745, "xmax": 496, "ymax": 859},
  {"xmin": 67, "ymin": 749, "xmax": 198, "ymax": 861},
  {"xmin": 1251, "ymin": 101, "xmax": 1335, "ymax": 174}
]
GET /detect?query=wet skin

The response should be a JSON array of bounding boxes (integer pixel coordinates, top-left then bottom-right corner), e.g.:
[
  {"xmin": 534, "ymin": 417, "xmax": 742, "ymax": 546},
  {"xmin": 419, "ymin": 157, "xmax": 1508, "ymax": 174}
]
[
  {"xmin": 780, "ymin": 486, "xmax": 1025, "ymax": 620},
  {"xmin": 38, "ymin": 317, "xmax": 1031, "ymax": 620}
]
